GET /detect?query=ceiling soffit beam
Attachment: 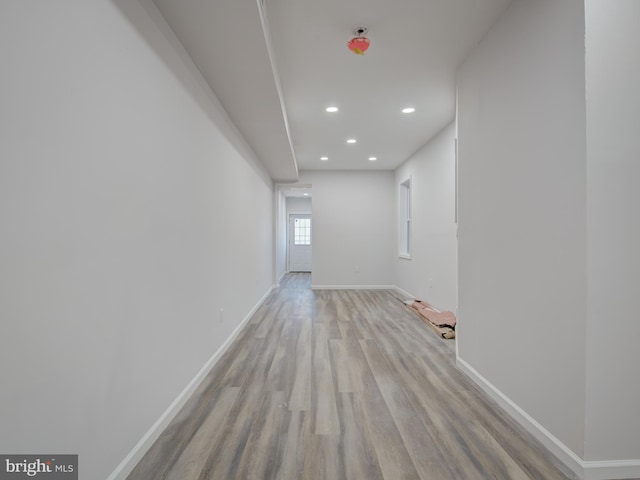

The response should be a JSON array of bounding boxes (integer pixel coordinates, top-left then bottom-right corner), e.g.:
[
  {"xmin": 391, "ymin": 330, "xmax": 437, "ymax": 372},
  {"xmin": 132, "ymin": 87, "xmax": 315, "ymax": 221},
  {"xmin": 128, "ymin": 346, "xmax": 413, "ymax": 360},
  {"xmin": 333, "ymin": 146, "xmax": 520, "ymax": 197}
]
[{"xmin": 256, "ymin": 0, "xmax": 299, "ymax": 183}]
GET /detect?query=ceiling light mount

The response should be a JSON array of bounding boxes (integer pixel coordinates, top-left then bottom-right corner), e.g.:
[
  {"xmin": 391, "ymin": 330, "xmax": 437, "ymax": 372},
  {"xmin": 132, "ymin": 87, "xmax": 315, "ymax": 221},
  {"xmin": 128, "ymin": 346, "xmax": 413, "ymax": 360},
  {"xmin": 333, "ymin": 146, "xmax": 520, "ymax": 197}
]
[{"xmin": 353, "ymin": 26, "xmax": 368, "ymax": 37}]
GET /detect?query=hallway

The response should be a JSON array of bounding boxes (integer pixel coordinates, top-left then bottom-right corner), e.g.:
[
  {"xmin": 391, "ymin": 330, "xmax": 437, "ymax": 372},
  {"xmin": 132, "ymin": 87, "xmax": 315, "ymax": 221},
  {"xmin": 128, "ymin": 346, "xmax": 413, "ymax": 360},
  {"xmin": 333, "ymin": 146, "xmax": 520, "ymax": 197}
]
[{"xmin": 128, "ymin": 274, "xmax": 574, "ymax": 479}]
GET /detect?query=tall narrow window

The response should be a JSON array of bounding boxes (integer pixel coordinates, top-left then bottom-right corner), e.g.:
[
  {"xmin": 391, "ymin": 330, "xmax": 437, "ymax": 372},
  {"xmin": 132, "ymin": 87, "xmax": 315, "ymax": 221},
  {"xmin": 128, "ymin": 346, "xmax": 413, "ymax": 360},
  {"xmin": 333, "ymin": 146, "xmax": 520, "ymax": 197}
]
[
  {"xmin": 294, "ymin": 217, "xmax": 311, "ymax": 245},
  {"xmin": 399, "ymin": 178, "xmax": 411, "ymax": 258}
]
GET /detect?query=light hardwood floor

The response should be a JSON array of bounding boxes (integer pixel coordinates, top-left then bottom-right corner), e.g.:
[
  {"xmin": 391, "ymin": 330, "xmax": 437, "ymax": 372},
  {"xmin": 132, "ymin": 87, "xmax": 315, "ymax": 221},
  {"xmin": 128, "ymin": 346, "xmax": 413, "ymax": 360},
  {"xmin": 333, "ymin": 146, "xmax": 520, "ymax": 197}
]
[{"xmin": 128, "ymin": 273, "xmax": 576, "ymax": 479}]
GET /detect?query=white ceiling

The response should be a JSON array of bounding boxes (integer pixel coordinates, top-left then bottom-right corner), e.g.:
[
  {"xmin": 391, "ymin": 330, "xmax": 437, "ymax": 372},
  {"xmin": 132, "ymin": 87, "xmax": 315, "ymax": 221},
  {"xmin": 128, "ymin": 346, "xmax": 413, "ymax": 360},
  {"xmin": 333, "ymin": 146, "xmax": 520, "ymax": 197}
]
[{"xmin": 153, "ymin": 0, "xmax": 511, "ymax": 181}]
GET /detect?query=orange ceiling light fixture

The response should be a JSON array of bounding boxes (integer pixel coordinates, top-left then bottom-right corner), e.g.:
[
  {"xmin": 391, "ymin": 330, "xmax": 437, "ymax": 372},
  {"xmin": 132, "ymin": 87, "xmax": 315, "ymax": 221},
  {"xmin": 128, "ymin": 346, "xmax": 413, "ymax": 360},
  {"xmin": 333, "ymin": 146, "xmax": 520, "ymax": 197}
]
[{"xmin": 347, "ymin": 26, "xmax": 370, "ymax": 55}]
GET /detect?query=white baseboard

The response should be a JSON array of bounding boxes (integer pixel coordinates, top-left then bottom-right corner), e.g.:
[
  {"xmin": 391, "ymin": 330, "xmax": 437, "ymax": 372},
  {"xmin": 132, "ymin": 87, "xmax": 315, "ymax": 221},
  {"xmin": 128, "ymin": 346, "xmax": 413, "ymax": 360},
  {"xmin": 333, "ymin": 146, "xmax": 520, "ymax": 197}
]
[
  {"xmin": 456, "ymin": 355, "xmax": 584, "ymax": 476},
  {"xmin": 393, "ymin": 285, "xmax": 415, "ymax": 300},
  {"xmin": 311, "ymin": 284, "xmax": 396, "ymax": 290},
  {"xmin": 583, "ymin": 460, "xmax": 640, "ymax": 480},
  {"xmin": 107, "ymin": 284, "xmax": 276, "ymax": 480},
  {"xmin": 456, "ymin": 355, "xmax": 640, "ymax": 480}
]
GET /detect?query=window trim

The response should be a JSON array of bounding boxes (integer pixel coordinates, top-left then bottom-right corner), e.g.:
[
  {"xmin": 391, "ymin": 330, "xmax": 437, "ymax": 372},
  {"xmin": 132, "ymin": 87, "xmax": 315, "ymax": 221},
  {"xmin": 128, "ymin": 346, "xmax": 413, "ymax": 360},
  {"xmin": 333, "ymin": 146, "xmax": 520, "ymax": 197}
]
[{"xmin": 293, "ymin": 217, "xmax": 311, "ymax": 246}]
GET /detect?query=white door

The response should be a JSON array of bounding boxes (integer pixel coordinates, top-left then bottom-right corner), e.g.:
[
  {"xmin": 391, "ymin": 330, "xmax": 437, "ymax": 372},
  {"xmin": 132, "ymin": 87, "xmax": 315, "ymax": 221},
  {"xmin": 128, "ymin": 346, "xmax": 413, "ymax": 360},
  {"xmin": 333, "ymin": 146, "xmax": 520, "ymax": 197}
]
[{"xmin": 288, "ymin": 214, "xmax": 312, "ymax": 272}]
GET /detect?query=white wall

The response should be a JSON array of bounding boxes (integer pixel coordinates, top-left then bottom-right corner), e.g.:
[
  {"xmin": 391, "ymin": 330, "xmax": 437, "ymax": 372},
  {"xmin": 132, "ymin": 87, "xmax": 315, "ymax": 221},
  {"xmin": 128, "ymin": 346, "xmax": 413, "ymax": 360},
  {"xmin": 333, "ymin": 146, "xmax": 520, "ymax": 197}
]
[
  {"xmin": 286, "ymin": 196, "xmax": 312, "ymax": 215},
  {"xmin": 298, "ymin": 171, "xmax": 394, "ymax": 287},
  {"xmin": 584, "ymin": 0, "xmax": 640, "ymax": 463},
  {"xmin": 457, "ymin": 0, "xmax": 587, "ymax": 462},
  {"xmin": 393, "ymin": 123, "xmax": 457, "ymax": 310},
  {"xmin": 0, "ymin": 1, "xmax": 274, "ymax": 479}
]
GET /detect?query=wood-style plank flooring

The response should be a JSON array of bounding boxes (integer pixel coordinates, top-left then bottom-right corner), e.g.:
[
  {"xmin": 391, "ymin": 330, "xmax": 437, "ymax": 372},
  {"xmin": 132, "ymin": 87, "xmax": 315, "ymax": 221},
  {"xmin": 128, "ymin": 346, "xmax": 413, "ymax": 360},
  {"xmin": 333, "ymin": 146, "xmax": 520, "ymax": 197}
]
[{"xmin": 128, "ymin": 273, "xmax": 576, "ymax": 480}]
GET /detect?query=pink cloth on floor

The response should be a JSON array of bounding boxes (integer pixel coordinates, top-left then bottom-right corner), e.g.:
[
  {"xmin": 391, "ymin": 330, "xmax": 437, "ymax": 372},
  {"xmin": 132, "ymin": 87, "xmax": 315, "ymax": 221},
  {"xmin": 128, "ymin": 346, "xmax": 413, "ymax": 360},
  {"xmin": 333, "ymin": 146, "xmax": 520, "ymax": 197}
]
[{"xmin": 411, "ymin": 300, "xmax": 457, "ymax": 328}]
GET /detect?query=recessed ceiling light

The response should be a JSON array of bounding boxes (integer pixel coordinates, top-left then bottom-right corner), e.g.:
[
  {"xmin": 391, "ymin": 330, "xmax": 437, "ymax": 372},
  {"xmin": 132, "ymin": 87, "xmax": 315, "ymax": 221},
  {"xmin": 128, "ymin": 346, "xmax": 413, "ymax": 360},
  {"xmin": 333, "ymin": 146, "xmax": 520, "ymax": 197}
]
[
  {"xmin": 303, "ymin": 193, "xmax": 309, "ymax": 196},
  {"xmin": 325, "ymin": 106, "xmax": 339, "ymax": 113},
  {"xmin": 402, "ymin": 107, "xmax": 416, "ymax": 114},
  {"xmin": 320, "ymin": 156, "xmax": 329, "ymax": 161},
  {"xmin": 346, "ymin": 138, "xmax": 357, "ymax": 144},
  {"xmin": 369, "ymin": 156, "xmax": 377, "ymax": 161}
]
